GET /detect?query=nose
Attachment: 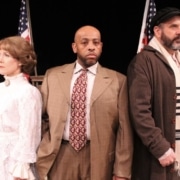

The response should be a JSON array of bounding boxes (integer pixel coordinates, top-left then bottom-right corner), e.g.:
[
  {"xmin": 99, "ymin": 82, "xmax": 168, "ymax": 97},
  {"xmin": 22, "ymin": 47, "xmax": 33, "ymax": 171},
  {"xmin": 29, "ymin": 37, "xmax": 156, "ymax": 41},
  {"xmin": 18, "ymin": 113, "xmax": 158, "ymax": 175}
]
[
  {"xmin": 176, "ymin": 26, "xmax": 180, "ymax": 34},
  {"xmin": 0, "ymin": 54, "xmax": 4, "ymax": 63},
  {"xmin": 88, "ymin": 42, "xmax": 95, "ymax": 51}
]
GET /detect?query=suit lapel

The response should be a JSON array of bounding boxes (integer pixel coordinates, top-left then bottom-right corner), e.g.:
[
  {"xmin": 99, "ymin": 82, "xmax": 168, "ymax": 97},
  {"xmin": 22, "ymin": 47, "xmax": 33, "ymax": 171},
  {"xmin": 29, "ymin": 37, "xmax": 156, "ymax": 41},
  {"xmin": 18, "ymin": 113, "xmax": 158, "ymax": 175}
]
[
  {"xmin": 56, "ymin": 63, "xmax": 75, "ymax": 104},
  {"xmin": 55, "ymin": 63, "xmax": 113, "ymax": 106},
  {"xmin": 90, "ymin": 66, "xmax": 113, "ymax": 105}
]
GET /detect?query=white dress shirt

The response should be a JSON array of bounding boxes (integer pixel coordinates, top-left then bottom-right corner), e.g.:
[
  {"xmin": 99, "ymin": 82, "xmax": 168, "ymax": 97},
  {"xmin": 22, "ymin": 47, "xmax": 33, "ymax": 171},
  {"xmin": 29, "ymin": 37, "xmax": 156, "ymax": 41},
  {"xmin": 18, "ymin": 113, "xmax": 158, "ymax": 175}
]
[{"xmin": 63, "ymin": 61, "xmax": 98, "ymax": 140}]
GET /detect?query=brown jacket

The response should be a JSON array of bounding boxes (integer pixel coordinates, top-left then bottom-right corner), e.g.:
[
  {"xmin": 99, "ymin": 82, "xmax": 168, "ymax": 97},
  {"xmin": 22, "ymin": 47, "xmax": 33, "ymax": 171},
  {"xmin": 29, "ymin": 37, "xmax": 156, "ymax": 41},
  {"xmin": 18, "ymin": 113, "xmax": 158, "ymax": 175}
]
[
  {"xmin": 127, "ymin": 45, "xmax": 176, "ymax": 180},
  {"xmin": 36, "ymin": 63, "xmax": 133, "ymax": 180}
]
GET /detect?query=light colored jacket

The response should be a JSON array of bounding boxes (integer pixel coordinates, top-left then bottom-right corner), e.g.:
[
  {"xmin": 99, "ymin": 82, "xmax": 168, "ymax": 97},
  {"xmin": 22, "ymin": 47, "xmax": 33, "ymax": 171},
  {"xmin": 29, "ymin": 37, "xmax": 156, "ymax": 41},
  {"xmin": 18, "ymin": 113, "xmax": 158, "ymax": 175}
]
[{"xmin": 36, "ymin": 62, "xmax": 133, "ymax": 180}]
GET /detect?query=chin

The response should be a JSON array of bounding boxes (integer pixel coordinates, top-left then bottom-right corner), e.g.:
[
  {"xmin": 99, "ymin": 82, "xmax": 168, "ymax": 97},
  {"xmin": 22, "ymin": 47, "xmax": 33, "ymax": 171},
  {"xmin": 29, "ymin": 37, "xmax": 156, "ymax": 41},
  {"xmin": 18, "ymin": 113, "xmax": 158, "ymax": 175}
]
[{"xmin": 88, "ymin": 58, "xmax": 97, "ymax": 63}]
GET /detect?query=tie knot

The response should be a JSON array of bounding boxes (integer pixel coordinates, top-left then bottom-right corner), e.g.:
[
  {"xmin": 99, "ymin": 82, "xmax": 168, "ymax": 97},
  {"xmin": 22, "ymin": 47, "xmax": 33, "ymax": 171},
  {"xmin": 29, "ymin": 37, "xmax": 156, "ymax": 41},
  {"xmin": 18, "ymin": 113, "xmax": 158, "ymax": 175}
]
[
  {"xmin": 81, "ymin": 68, "xmax": 88, "ymax": 72},
  {"xmin": 80, "ymin": 69, "xmax": 88, "ymax": 75}
]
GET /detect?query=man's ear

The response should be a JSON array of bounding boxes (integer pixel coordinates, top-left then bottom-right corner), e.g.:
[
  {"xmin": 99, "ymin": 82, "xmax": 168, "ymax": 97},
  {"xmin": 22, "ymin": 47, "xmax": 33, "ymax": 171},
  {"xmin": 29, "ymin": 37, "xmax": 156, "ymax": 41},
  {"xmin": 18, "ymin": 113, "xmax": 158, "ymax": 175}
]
[
  {"xmin": 72, "ymin": 42, "xmax": 77, "ymax": 53},
  {"xmin": 153, "ymin": 26, "xmax": 161, "ymax": 38}
]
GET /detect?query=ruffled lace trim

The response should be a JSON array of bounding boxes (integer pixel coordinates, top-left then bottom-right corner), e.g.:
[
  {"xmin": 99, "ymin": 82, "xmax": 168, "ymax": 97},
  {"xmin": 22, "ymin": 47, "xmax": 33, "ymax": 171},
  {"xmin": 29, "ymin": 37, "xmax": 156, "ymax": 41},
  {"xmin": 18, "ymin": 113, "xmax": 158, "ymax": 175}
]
[{"xmin": 9, "ymin": 162, "xmax": 35, "ymax": 180}]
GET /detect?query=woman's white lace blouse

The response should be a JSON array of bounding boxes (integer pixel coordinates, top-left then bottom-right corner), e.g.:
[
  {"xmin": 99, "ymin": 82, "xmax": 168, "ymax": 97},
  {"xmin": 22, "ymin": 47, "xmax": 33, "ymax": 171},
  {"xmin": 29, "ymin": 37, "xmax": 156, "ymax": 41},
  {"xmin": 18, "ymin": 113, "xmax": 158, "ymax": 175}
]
[{"xmin": 0, "ymin": 73, "xmax": 42, "ymax": 180}]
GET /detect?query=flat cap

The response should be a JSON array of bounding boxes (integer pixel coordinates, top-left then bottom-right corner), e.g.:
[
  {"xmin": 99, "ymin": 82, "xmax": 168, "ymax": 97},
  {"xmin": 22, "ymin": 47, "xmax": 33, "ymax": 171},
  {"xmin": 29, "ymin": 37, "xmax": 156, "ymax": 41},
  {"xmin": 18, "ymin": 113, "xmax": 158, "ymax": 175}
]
[{"xmin": 150, "ymin": 7, "xmax": 180, "ymax": 34}]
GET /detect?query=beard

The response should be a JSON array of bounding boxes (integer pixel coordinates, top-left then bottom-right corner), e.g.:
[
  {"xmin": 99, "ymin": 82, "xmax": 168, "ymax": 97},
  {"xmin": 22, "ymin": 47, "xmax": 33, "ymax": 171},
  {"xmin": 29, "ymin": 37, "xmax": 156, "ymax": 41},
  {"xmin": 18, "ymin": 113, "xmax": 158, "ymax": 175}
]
[
  {"xmin": 77, "ymin": 54, "xmax": 100, "ymax": 68},
  {"xmin": 161, "ymin": 33, "xmax": 180, "ymax": 50}
]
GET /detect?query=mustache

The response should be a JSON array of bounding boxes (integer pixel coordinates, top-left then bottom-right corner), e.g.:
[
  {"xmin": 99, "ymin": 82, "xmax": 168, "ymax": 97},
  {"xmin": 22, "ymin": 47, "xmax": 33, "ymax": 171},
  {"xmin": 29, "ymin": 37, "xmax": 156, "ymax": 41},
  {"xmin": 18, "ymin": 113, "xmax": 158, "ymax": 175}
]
[{"xmin": 173, "ymin": 36, "xmax": 180, "ymax": 41}]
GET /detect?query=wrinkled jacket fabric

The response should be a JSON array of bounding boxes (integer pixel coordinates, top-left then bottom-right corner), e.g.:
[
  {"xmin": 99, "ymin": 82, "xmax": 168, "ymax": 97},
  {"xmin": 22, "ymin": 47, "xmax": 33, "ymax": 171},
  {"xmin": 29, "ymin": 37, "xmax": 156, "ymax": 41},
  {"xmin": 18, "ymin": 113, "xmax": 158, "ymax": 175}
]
[{"xmin": 127, "ymin": 45, "xmax": 176, "ymax": 180}]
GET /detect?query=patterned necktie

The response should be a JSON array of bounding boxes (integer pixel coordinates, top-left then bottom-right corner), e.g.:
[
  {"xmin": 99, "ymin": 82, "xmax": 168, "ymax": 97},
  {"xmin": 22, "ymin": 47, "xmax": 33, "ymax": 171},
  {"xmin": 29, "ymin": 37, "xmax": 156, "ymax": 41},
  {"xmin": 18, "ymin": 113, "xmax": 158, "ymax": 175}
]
[{"xmin": 69, "ymin": 69, "xmax": 87, "ymax": 151}]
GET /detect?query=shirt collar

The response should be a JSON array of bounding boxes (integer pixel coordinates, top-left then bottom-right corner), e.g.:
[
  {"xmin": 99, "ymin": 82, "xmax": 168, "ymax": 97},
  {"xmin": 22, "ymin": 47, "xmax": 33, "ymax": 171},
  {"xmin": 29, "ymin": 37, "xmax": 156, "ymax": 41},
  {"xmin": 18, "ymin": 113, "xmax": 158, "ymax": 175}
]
[{"xmin": 74, "ymin": 61, "xmax": 98, "ymax": 75}]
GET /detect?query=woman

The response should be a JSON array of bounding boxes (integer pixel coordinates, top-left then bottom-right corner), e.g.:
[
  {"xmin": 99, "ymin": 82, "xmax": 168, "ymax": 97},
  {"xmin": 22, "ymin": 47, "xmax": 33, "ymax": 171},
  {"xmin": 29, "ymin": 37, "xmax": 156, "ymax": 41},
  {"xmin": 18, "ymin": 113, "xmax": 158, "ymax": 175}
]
[{"xmin": 0, "ymin": 36, "xmax": 42, "ymax": 180}]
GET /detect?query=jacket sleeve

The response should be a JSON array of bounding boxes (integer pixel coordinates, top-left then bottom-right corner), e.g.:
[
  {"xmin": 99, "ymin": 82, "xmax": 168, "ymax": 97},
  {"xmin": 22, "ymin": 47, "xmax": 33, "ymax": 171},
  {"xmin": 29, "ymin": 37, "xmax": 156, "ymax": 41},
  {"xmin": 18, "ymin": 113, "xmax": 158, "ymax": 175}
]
[{"xmin": 113, "ymin": 76, "xmax": 133, "ymax": 179}]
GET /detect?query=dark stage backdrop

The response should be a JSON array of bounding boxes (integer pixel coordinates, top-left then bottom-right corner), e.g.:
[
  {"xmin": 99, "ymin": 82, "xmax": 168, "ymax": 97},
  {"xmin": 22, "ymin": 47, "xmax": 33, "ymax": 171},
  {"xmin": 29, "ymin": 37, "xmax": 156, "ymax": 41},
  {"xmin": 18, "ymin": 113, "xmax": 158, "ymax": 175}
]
[{"xmin": 0, "ymin": 0, "xmax": 180, "ymax": 78}]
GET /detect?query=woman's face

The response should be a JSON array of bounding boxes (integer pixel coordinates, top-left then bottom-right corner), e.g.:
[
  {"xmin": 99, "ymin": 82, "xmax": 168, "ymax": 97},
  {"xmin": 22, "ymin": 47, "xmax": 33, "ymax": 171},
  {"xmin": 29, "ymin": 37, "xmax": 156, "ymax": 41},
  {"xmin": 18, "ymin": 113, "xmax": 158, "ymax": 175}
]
[{"xmin": 0, "ymin": 49, "xmax": 21, "ymax": 76}]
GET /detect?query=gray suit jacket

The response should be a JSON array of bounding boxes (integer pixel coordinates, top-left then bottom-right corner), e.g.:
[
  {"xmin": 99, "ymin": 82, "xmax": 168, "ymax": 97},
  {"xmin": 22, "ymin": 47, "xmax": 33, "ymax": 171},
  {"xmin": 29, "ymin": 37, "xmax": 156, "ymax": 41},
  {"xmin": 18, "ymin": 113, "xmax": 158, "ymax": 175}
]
[{"xmin": 36, "ymin": 62, "xmax": 133, "ymax": 180}]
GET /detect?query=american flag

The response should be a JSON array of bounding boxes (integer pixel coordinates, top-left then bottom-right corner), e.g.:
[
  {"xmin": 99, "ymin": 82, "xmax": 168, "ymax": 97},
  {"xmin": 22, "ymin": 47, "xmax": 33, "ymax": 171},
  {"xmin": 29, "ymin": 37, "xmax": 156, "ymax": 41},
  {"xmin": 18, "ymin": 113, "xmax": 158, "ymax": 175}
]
[
  {"xmin": 18, "ymin": 0, "xmax": 31, "ymax": 43},
  {"xmin": 18, "ymin": 0, "xmax": 37, "ymax": 78},
  {"xmin": 137, "ymin": 0, "xmax": 156, "ymax": 53}
]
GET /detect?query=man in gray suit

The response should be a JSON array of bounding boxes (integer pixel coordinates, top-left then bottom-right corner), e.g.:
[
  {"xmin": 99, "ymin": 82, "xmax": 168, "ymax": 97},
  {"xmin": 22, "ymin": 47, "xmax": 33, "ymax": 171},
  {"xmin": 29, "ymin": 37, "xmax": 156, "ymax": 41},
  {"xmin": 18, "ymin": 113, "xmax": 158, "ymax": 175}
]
[{"xmin": 36, "ymin": 25, "xmax": 133, "ymax": 180}]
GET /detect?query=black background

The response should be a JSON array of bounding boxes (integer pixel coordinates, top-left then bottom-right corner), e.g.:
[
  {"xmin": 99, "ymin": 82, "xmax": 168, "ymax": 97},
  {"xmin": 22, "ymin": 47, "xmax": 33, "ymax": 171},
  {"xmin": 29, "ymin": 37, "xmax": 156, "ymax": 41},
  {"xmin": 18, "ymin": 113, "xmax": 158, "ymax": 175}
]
[{"xmin": 1, "ymin": 0, "xmax": 180, "ymax": 76}]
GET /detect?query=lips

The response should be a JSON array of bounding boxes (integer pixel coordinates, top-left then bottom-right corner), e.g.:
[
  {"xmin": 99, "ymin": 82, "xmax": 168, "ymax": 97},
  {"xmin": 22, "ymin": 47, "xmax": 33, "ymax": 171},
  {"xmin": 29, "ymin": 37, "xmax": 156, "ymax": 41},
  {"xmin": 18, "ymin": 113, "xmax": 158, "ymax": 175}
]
[{"xmin": 86, "ymin": 54, "xmax": 96, "ymax": 58}]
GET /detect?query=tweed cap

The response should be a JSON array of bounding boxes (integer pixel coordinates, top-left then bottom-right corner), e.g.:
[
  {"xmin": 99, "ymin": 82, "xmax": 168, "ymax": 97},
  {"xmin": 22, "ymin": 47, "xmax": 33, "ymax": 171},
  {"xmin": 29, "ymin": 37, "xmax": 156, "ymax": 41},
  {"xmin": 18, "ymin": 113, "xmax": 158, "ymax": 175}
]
[{"xmin": 150, "ymin": 7, "xmax": 180, "ymax": 33}]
